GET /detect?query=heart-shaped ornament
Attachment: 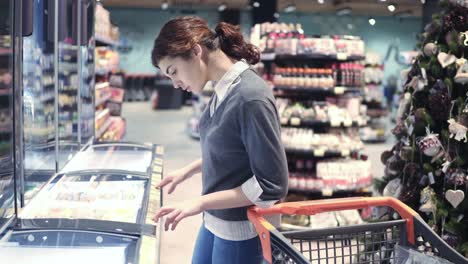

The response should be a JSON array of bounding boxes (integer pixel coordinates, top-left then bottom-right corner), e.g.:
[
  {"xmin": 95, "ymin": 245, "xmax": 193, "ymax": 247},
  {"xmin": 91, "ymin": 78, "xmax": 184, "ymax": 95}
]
[
  {"xmin": 437, "ymin": 52, "xmax": 457, "ymax": 68},
  {"xmin": 445, "ymin": 189, "xmax": 465, "ymax": 208}
]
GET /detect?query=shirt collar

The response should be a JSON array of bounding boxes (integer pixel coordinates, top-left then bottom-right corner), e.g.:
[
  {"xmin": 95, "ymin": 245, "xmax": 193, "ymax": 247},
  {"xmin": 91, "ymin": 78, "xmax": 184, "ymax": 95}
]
[{"xmin": 213, "ymin": 60, "xmax": 249, "ymax": 102}]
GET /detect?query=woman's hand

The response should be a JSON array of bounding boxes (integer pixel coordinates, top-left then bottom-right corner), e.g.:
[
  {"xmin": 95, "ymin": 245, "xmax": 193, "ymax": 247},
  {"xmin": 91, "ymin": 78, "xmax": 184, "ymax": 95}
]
[
  {"xmin": 152, "ymin": 199, "xmax": 203, "ymax": 231},
  {"xmin": 155, "ymin": 167, "xmax": 190, "ymax": 194}
]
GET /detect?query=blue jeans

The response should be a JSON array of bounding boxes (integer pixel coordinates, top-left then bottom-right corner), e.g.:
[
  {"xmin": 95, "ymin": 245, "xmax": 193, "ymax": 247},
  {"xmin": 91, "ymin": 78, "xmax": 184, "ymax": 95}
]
[{"xmin": 192, "ymin": 224, "xmax": 264, "ymax": 264}]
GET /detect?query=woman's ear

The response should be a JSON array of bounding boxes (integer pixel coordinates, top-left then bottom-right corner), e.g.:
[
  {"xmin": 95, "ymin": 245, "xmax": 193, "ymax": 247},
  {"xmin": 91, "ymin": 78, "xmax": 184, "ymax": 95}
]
[{"xmin": 193, "ymin": 44, "xmax": 203, "ymax": 59}]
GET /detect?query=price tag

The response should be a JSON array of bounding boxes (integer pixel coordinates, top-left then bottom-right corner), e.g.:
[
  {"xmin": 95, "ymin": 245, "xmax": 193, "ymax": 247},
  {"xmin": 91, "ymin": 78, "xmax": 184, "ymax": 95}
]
[
  {"xmin": 344, "ymin": 119, "xmax": 353, "ymax": 127},
  {"xmin": 280, "ymin": 117, "xmax": 289, "ymax": 125},
  {"xmin": 377, "ymin": 129, "xmax": 385, "ymax": 136},
  {"xmin": 153, "ymin": 166, "xmax": 162, "ymax": 173},
  {"xmin": 156, "ymin": 146, "xmax": 164, "ymax": 155},
  {"xmin": 330, "ymin": 119, "xmax": 341, "ymax": 127},
  {"xmin": 334, "ymin": 87, "xmax": 345, "ymax": 94},
  {"xmin": 290, "ymin": 117, "xmax": 301, "ymax": 126},
  {"xmin": 322, "ymin": 189, "xmax": 334, "ymax": 197},
  {"xmin": 337, "ymin": 53, "xmax": 348, "ymax": 61},
  {"xmin": 314, "ymin": 149, "xmax": 325, "ymax": 157},
  {"xmin": 341, "ymin": 149, "xmax": 350, "ymax": 156},
  {"xmin": 154, "ymin": 158, "xmax": 163, "ymax": 165}
]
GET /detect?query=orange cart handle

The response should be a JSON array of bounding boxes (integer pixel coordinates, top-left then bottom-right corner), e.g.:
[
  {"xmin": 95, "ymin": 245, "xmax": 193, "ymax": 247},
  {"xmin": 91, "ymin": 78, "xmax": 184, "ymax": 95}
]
[{"xmin": 248, "ymin": 197, "xmax": 419, "ymax": 264}]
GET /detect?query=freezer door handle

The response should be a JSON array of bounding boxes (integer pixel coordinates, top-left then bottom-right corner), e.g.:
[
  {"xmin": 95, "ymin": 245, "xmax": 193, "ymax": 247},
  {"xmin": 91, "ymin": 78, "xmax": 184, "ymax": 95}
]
[{"xmin": 22, "ymin": 0, "xmax": 33, "ymax": 36}]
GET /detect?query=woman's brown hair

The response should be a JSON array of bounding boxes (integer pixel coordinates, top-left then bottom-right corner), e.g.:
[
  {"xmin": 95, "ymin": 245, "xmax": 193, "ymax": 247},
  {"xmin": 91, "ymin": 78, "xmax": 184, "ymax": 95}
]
[{"xmin": 151, "ymin": 16, "xmax": 260, "ymax": 67}]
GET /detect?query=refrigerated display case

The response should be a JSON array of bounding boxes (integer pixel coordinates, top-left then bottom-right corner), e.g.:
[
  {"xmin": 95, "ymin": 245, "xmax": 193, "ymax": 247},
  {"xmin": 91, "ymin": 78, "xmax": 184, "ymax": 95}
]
[{"xmin": 0, "ymin": 1, "xmax": 163, "ymax": 263}]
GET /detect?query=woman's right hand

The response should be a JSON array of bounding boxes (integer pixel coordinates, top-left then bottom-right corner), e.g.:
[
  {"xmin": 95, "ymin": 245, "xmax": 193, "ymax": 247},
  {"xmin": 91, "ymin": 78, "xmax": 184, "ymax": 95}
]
[{"xmin": 156, "ymin": 168, "xmax": 190, "ymax": 194}]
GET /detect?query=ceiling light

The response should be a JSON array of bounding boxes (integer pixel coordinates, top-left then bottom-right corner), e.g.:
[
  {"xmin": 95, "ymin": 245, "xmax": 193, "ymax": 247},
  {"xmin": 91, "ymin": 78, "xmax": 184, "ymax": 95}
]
[
  {"xmin": 347, "ymin": 23, "xmax": 354, "ymax": 30},
  {"xmin": 284, "ymin": 4, "xmax": 296, "ymax": 13},
  {"xmin": 161, "ymin": 1, "xmax": 169, "ymax": 10},
  {"xmin": 368, "ymin": 17, "xmax": 376, "ymax": 26},
  {"xmin": 336, "ymin": 7, "xmax": 352, "ymax": 16},
  {"xmin": 379, "ymin": 0, "xmax": 387, "ymax": 2},
  {"xmin": 387, "ymin": 4, "xmax": 396, "ymax": 12},
  {"xmin": 318, "ymin": 0, "xmax": 325, "ymax": 4},
  {"xmin": 218, "ymin": 3, "xmax": 227, "ymax": 11},
  {"xmin": 421, "ymin": 0, "xmax": 426, "ymax": 3},
  {"xmin": 274, "ymin": 12, "xmax": 280, "ymax": 19},
  {"xmin": 253, "ymin": 1, "xmax": 260, "ymax": 8}
]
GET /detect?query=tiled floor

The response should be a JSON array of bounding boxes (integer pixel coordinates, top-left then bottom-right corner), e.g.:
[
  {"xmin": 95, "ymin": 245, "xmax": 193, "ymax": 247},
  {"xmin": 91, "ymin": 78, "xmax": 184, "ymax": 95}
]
[{"xmin": 123, "ymin": 102, "xmax": 394, "ymax": 264}]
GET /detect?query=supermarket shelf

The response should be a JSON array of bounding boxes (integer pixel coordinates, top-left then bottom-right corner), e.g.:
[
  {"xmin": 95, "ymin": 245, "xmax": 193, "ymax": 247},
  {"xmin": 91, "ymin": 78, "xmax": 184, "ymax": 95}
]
[
  {"xmin": 362, "ymin": 137, "xmax": 387, "ymax": 143},
  {"xmin": 95, "ymin": 94, "xmax": 112, "ymax": 108},
  {"xmin": 261, "ymin": 53, "xmax": 365, "ymax": 62},
  {"xmin": 281, "ymin": 118, "xmax": 366, "ymax": 129},
  {"xmin": 95, "ymin": 35, "xmax": 120, "ymax": 47},
  {"xmin": 0, "ymin": 48, "xmax": 12, "ymax": 56},
  {"xmin": 95, "ymin": 118, "xmax": 113, "ymax": 140},
  {"xmin": 273, "ymin": 86, "xmax": 362, "ymax": 97},
  {"xmin": 0, "ymin": 89, "xmax": 12, "ymax": 96},
  {"xmin": 367, "ymin": 109, "xmax": 389, "ymax": 118},
  {"xmin": 285, "ymin": 147, "xmax": 359, "ymax": 158},
  {"xmin": 95, "ymin": 82, "xmax": 110, "ymax": 90}
]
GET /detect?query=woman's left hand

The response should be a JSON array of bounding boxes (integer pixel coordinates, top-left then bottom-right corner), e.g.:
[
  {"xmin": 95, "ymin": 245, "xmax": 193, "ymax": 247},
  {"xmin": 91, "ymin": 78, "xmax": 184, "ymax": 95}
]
[{"xmin": 152, "ymin": 199, "xmax": 204, "ymax": 231}]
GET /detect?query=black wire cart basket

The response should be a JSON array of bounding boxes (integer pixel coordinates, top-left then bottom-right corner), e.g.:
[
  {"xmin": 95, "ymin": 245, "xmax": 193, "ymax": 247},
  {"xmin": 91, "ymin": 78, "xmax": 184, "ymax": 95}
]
[{"xmin": 248, "ymin": 197, "xmax": 468, "ymax": 264}]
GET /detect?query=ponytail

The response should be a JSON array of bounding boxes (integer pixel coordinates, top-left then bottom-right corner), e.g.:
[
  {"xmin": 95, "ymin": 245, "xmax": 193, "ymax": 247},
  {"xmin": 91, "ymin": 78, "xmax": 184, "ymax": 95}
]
[{"xmin": 214, "ymin": 22, "xmax": 260, "ymax": 65}]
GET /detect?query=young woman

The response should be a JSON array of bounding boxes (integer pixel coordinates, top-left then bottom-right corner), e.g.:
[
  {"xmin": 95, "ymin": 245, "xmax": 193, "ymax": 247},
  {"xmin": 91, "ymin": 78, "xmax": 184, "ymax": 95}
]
[{"xmin": 152, "ymin": 16, "xmax": 288, "ymax": 264}]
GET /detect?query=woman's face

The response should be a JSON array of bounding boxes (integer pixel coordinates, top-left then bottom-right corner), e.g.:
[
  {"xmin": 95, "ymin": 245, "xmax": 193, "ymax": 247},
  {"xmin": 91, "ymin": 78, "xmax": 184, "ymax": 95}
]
[{"xmin": 158, "ymin": 46, "xmax": 207, "ymax": 94}]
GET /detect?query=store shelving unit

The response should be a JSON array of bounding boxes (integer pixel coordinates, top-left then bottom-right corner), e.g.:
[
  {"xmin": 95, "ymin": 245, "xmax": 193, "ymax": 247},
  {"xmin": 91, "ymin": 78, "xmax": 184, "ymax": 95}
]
[
  {"xmin": 360, "ymin": 54, "xmax": 388, "ymax": 143},
  {"xmin": 94, "ymin": 5, "xmax": 126, "ymax": 142},
  {"xmin": 251, "ymin": 22, "xmax": 372, "ymax": 228}
]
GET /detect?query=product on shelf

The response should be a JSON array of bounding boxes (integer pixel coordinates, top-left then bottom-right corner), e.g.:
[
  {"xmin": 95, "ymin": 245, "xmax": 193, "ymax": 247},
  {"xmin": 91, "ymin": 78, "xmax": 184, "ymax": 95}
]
[
  {"xmin": 100, "ymin": 116, "xmax": 126, "ymax": 141},
  {"xmin": 281, "ymin": 128, "xmax": 363, "ymax": 153},
  {"xmin": 277, "ymin": 98, "xmax": 365, "ymax": 128},
  {"xmin": 251, "ymin": 22, "xmax": 365, "ymax": 59},
  {"xmin": 271, "ymin": 63, "xmax": 364, "ymax": 88},
  {"xmin": 288, "ymin": 158, "xmax": 371, "ymax": 192},
  {"xmin": 95, "ymin": 47, "xmax": 119, "ymax": 75}
]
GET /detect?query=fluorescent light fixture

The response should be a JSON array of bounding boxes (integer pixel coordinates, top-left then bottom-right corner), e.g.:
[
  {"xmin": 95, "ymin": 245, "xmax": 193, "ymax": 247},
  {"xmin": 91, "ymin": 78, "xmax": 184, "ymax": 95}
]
[
  {"xmin": 274, "ymin": 12, "xmax": 280, "ymax": 18},
  {"xmin": 318, "ymin": 0, "xmax": 325, "ymax": 4},
  {"xmin": 379, "ymin": 0, "xmax": 387, "ymax": 2},
  {"xmin": 253, "ymin": 1, "xmax": 260, "ymax": 7},
  {"xmin": 218, "ymin": 3, "xmax": 227, "ymax": 11},
  {"xmin": 421, "ymin": 0, "xmax": 426, "ymax": 3},
  {"xmin": 387, "ymin": 4, "xmax": 396, "ymax": 12},
  {"xmin": 368, "ymin": 18, "xmax": 376, "ymax": 26},
  {"xmin": 161, "ymin": 1, "xmax": 169, "ymax": 10},
  {"xmin": 336, "ymin": 7, "xmax": 352, "ymax": 16},
  {"xmin": 284, "ymin": 4, "xmax": 296, "ymax": 13}
]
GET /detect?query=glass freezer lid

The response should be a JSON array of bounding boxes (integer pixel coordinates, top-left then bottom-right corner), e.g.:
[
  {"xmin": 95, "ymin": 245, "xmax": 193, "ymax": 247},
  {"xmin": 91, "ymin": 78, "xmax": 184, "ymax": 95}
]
[
  {"xmin": 0, "ymin": 230, "xmax": 138, "ymax": 264},
  {"xmin": 20, "ymin": 172, "xmax": 149, "ymax": 224},
  {"xmin": 61, "ymin": 144, "xmax": 153, "ymax": 174}
]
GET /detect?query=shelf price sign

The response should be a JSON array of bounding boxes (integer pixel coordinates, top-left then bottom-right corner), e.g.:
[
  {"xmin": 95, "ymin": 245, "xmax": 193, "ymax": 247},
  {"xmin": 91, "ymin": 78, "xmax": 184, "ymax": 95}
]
[
  {"xmin": 334, "ymin": 87, "xmax": 345, "ymax": 94},
  {"xmin": 290, "ymin": 117, "xmax": 301, "ymax": 126},
  {"xmin": 314, "ymin": 148, "xmax": 325, "ymax": 157}
]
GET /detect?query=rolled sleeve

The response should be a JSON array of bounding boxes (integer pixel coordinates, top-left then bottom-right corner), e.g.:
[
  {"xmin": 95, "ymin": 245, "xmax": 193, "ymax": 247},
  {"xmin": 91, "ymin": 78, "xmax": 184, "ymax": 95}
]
[
  {"xmin": 240, "ymin": 100, "xmax": 289, "ymax": 204},
  {"xmin": 241, "ymin": 175, "xmax": 278, "ymax": 208}
]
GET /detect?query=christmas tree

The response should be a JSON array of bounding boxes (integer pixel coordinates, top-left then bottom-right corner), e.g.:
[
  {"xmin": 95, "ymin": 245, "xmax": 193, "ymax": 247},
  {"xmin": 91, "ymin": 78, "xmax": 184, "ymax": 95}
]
[{"xmin": 376, "ymin": 0, "xmax": 468, "ymax": 256}]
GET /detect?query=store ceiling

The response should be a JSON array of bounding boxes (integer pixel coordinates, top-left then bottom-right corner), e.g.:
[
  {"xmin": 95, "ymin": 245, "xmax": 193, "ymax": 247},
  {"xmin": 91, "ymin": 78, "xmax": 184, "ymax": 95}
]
[{"xmin": 101, "ymin": 0, "xmax": 423, "ymax": 17}]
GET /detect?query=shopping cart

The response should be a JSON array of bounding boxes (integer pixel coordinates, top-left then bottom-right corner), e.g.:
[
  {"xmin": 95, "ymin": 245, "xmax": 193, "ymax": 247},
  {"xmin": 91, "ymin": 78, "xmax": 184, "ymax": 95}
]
[{"xmin": 247, "ymin": 197, "xmax": 468, "ymax": 264}]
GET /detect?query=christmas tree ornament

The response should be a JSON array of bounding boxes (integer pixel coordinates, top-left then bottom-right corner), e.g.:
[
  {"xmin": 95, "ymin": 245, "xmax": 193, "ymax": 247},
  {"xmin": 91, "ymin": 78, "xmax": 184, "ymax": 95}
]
[
  {"xmin": 448, "ymin": 118, "xmax": 468, "ymax": 142},
  {"xmin": 423, "ymin": 42, "xmax": 439, "ymax": 56},
  {"xmin": 447, "ymin": 169, "xmax": 466, "ymax": 186},
  {"xmin": 454, "ymin": 58, "xmax": 468, "ymax": 84},
  {"xmin": 396, "ymin": 93, "xmax": 411, "ymax": 123},
  {"xmin": 460, "ymin": 31, "xmax": 468, "ymax": 46},
  {"xmin": 418, "ymin": 130, "xmax": 443, "ymax": 157},
  {"xmin": 437, "ymin": 52, "xmax": 457, "ymax": 68},
  {"xmin": 383, "ymin": 178, "xmax": 402, "ymax": 198},
  {"xmin": 419, "ymin": 187, "xmax": 437, "ymax": 214},
  {"xmin": 445, "ymin": 189, "xmax": 465, "ymax": 208}
]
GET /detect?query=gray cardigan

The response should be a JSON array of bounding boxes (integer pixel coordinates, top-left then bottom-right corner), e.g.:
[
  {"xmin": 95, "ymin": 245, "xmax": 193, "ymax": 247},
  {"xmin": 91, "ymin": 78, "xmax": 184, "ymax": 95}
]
[{"xmin": 199, "ymin": 66, "xmax": 288, "ymax": 240}]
